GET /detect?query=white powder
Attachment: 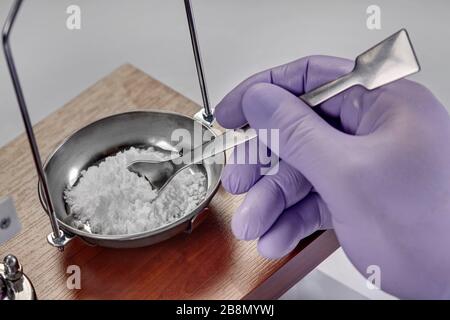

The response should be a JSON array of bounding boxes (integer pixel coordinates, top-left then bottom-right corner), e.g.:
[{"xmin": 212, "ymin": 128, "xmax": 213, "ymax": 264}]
[{"xmin": 64, "ymin": 147, "xmax": 207, "ymax": 235}]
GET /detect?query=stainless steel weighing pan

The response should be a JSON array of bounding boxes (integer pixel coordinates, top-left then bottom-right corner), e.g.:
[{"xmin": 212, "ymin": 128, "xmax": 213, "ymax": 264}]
[{"xmin": 38, "ymin": 111, "xmax": 225, "ymax": 248}]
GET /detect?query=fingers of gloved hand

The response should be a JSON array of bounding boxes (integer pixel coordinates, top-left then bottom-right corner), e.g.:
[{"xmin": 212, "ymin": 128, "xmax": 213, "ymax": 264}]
[
  {"xmin": 214, "ymin": 55, "xmax": 354, "ymax": 129},
  {"xmin": 242, "ymin": 82, "xmax": 348, "ymax": 191},
  {"xmin": 257, "ymin": 193, "xmax": 333, "ymax": 259},
  {"xmin": 221, "ymin": 140, "xmax": 268, "ymax": 194},
  {"xmin": 215, "ymin": 71, "xmax": 271, "ymax": 129},
  {"xmin": 231, "ymin": 161, "xmax": 312, "ymax": 240}
]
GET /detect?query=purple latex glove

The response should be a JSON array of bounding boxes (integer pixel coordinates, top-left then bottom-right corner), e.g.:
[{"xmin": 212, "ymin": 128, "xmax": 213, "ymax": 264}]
[{"xmin": 214, "ymin": 55, "xmax": 450, "ymax": 299}]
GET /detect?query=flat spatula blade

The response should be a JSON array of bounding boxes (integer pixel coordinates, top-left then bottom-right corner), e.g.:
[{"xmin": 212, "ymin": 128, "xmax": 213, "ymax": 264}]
[{"xmin": 355, "ymin": 29, "xmax": 420, "ymax": 90}]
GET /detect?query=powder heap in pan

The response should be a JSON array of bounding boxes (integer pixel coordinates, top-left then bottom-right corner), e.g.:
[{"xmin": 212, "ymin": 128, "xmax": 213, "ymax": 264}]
[{"xmin": 64, "ymin": 147, "xmax": 207, "ymax": 235}]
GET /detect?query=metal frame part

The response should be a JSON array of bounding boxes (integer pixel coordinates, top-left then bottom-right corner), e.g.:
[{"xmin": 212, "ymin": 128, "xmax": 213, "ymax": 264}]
[
  {"xmin": 184, "ymin": 0, "xmax": 214, "ymax": 125},
  {"xmin": 2, "ymin": 0, "xmax": 64, "ymax": 250}
]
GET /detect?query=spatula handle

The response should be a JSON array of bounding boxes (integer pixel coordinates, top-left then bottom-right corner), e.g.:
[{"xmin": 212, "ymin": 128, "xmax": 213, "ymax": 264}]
[
  {"xmin": 188, "ymin": 125, "xmax": 257, "ymax": 165},
  {"xmin": 300, "ymin": 72, "xmax": 358, "ymax": 107}
]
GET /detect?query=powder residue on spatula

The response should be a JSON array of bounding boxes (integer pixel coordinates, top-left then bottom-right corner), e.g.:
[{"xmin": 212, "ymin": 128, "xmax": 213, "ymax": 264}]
[{"xmin": 64, "ymin": 147, "xmax": 206, "ymax": 235}]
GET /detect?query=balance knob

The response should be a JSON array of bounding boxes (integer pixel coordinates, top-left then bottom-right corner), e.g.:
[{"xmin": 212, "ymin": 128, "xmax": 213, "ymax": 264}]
[
  {"xmin": 1, "ymin": 254, "xmax": 36, "ymax": 300},
  {"xmin": 3, "ymin": 255, "xmax": 23, "ymax": 282}
]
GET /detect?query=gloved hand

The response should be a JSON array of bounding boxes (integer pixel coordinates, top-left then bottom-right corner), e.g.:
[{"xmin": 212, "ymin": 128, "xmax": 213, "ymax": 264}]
[{"xmin": 214, "ymin": 55, "xmax": 450, "ymax": 299}]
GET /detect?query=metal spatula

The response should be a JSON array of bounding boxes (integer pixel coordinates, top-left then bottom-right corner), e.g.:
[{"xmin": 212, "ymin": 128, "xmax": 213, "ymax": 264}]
[
  {"xmin": 128, "ymin": 29, "xmax": 420, "ymax": 193},
  {"xmin": 301, "ymin": 28, "xmax": 420, "ymax": 106}
]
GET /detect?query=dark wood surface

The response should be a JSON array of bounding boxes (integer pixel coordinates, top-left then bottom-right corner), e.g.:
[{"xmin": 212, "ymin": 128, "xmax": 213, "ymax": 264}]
[{"xmin": 0, "ymin": 64, "xmax": 339, "ymax": 299}]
